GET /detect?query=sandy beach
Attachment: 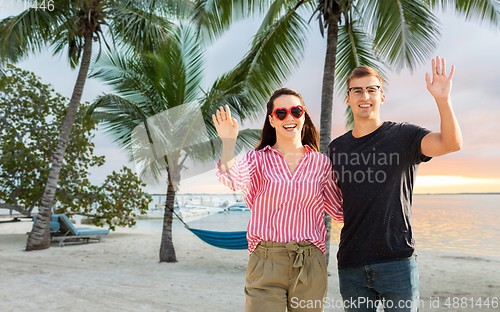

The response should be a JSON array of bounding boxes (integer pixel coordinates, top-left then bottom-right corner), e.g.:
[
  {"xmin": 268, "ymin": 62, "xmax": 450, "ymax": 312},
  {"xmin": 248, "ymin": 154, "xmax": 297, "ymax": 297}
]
[{"xmin": 1, "ymin": 220, "xmax": 499, "ymax": 312}]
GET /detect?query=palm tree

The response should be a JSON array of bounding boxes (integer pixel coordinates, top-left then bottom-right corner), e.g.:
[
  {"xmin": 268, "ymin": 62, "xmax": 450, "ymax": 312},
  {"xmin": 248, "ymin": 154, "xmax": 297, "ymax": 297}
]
[
  {"xmin": 86, "ymin": 22, "xmax": 307, "ymax": 262},
  {"xmin": 195, "ymin": 0, "xmax": 499, "ymax": 146},
  {"xmin": 193, "ymin": 0, "xmax": 500, "ymax": 263},
  {"xmin": 0, "ymin": 0, "xmax": 189, "ymax": 250}
]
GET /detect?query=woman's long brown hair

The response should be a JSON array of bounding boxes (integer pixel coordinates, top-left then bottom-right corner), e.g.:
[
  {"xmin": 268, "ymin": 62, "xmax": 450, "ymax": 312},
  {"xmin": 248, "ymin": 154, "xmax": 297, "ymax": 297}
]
[{"xmin": 255, "ymin": 88, "xmax": 319, "ymax": 152}]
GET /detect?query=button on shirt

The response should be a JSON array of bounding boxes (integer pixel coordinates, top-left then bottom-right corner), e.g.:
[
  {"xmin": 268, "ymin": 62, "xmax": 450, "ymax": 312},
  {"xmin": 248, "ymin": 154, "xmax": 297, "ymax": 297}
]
[{"xmin": 216, "ymin": 145, "xmax": 343, "ymax": 254}]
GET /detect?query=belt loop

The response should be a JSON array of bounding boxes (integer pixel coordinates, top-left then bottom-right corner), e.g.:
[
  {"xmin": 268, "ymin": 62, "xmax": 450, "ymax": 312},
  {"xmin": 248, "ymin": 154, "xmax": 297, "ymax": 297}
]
[{"xmin": 264, "ymin": 246, "xmax": 267, "ymax": 259}]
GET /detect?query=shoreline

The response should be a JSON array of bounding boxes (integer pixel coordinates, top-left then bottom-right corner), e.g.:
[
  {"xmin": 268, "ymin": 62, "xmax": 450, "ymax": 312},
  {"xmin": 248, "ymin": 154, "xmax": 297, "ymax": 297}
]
[{"xmin": 1, "ymin": 222, "xmax": 499, "ymax": 311}]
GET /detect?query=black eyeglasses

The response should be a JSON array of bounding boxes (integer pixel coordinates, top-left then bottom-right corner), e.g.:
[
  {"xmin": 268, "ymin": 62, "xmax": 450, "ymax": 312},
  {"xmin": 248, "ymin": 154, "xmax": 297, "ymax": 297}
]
[{"xmin": 348, "ymin": 85, "xmax": 382, "ymax": 98}]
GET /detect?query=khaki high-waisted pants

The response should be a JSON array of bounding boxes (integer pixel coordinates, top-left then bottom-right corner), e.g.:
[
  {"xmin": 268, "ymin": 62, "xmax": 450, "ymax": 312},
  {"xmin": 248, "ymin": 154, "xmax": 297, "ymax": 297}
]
[{"xmin": 245, "ymin": 241, "xmax": 328, "ymax": 312}]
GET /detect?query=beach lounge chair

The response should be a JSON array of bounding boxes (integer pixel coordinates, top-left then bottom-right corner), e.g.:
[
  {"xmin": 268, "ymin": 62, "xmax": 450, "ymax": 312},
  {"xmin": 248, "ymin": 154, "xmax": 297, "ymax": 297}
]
[
  {"xmin": 31, "ymin": 214, "xmax": 109, "ymax": 247},
  {"xmin": 32, "ymin": 214, "xmax": 61, "ymax": 233}
]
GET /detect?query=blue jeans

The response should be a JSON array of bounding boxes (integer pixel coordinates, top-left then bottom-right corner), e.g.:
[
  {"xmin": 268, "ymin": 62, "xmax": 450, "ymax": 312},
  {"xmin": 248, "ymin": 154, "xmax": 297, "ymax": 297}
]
[{"xmin": 338, "ymin": 257, "xmax": 419, "ymax": 312}]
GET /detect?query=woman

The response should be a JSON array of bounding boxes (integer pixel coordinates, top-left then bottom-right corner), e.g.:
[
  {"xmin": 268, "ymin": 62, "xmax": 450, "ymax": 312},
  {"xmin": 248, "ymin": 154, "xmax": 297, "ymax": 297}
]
[{"xmin": 212, "ymin": 88, "xmax": 343, "ymax": 312}]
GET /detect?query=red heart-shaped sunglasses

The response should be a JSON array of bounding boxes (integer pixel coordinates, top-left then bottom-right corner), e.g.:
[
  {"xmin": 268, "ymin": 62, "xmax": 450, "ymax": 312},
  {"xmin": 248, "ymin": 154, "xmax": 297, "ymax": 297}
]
[{"xmin": 271, "ymin": 105, "xmax": 304, "ymax": 121}]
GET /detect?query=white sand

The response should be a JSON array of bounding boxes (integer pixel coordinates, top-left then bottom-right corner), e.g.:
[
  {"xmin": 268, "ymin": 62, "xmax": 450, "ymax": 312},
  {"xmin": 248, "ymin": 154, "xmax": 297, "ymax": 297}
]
[{"xmin": 0, "ymin": 221, "xmax": 499, "ymax": 312}]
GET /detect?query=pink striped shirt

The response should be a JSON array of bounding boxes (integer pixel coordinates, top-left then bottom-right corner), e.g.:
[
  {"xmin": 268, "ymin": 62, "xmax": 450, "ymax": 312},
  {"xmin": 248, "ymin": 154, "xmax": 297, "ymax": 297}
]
[{"xmin": 216, "ymin": 145, "xmax": 343, "ymax": 254}]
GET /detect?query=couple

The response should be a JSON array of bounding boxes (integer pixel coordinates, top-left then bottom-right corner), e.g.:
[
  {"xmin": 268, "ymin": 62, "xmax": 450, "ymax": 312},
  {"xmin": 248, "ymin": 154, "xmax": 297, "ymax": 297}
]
[{"xmin": 212, "ymin": 56, "xmax": 462, "ymax": 312}]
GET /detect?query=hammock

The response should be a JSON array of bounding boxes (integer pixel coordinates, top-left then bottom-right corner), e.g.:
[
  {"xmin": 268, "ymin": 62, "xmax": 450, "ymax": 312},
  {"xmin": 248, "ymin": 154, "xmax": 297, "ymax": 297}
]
[{"xmin": 173, "ymin": 210, "xmax": 248, "ymax": 250}]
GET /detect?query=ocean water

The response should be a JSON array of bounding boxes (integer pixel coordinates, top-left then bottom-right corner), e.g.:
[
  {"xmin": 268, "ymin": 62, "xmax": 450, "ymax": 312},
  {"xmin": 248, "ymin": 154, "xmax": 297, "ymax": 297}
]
[
  {"xmin": 329, "ymin": 194, "xmax": 500, "ymax": 258},
  {"xmin": 128, "ymin": 194, "xmax": 500, "ymax": 258},
  {"xmin": 412, "ymin": 194, "xmax": 500, "ymax": 257}
]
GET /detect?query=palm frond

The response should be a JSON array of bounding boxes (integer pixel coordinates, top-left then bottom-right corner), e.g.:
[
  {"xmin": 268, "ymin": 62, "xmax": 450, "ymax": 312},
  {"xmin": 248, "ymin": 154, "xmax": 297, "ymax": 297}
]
[
  {"xmin": 191, "ymin": 0, "xmax": 243, "ymax": 45},
  {"xmin": 192, "ymin": 0, "xmax": 282, "ymax": 45},
  {"xmin": 51, "ymin": 0, "xmax": 113, "ymax": 68},
  {"xmin": 201, "ymin": 68, "xmax": 255, "ymax": 123},
  {"xmin": 154, "ymin": 128, "xmax": 261, "ymax": 186},
  {"xmin": 130, "ymin": 121, "xmax": 168, "ymax": 184},
  {"xmin": 148, "ymin": 24, "xmax": 204, "ymax": 109},
  {"xmin": 335, "ymin": 22, "xmax": 388, "ymax": 94},
  {"xmin": 87, "ymin": 94, "xmax": 151, "ymax": 121},
  {"xmin": 231, "ymin": 8, "xmax": 309, "ymax": 116},
  {"xmin": 94, "ymin": 111, "xmax": 141, "ymax": 158},
  {"xmin": 125, "ymin": 0, "xmax": 194, "ymax": 19},
  {"xmin": 90, "ymin": 51, "xmax": 162, "ymax": 107},
  {"xmin": 430, "ymin": 0, "xmax": 500, "ymax": 25},
  {"xmin": 51, "ymin": 14, "xmax": 83, "ymax": 69},
  {"xmin": 91, "ymin": 25, "xmax": 203, "ymax": 113},
  {"xmin": 335, "ymin": 20, "xmax": 388, "ymax": 128},
  {"xmin": 86, "ymin": 94, "xmax": 152, "ymax": 154},
  {"xmin": 131, "ymin": 101, "xmax": 210, "ymax": 185},
  {"xmin": 88, "ymin": 21, "xmax": 266, "ymax": 186},
  {"xmin": 236, "ymin": 128, "xmax": 262, "ymax": 153},
  {"xmin": 109, "ymin": 1, "xmax": 173, "ymax": 53},
  {"xmin": 190, "ymin": 9, "xmax": 310, "ymax": 123},
  {"xmin": 256, "ymin": 0, "xmax": 310, "ymax": 33},
  {"xmin": 0, "ymin": 9, "xmax": 60, "ymax": 63},
  {"xmin": 366, "ymin": 0, "xmax": 441, "ymax": 72}
]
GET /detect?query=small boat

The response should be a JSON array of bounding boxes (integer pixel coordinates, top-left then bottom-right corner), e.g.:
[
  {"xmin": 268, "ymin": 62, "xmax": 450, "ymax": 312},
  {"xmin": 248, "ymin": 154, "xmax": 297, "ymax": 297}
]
[
  {"xmin": 175, "ymin": 206, "xmax": 226, "ymax": 219},
  {"xmin": 226, "ymin": 202, "xmax": 250, "ymax": 211},
  {"xmin": 152, "ymin": 201, "xmax": 179, "ymax": 211}
]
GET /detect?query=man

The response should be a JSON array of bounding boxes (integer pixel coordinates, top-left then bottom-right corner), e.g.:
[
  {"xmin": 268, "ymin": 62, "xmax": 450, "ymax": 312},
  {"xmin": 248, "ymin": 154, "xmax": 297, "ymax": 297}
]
[{"xmin": 328, "ymin": 56, "xmax": 462, "ymax": 312}]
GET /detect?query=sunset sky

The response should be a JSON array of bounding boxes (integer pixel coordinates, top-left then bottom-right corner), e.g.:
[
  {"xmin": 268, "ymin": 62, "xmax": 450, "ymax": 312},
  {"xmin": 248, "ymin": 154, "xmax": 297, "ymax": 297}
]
[{"xmin": 2, "ymin": 8, "xmax": 499, "ymax": 195}]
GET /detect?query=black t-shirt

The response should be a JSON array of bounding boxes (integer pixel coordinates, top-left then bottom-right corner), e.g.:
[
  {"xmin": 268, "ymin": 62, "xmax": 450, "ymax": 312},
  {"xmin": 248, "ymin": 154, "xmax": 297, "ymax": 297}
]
[{"xmin": 328, "ymin": 121, "xmax": 431, "ymax": 269}]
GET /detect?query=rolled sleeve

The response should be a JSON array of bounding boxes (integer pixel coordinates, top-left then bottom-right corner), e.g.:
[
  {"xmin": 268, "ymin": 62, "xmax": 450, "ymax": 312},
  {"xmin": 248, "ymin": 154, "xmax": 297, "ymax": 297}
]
[{"xmin": 216, "ymin": 150, "xmax": 256, "ymax": 192}]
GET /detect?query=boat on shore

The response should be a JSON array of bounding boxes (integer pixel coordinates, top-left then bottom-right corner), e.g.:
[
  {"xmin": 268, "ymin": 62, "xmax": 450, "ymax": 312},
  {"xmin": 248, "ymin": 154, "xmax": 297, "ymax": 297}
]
[
  {"xmin": 226, "ymin": 202, "xmax": 250, "ymax": 211},
  {"xmin": 138, "ymin": 202, "xmax": 227, "ymax": 220},
  {"xmin": 175, "ymin": 205, "xmax": 227, "ymax": 219}
]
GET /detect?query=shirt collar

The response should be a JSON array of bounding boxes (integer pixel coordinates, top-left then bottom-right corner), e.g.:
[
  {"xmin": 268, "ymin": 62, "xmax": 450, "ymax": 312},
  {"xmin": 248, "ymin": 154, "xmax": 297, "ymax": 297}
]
[{"xmin": 263, "ymin": 145, "xmax": 313, "ymax": 153}]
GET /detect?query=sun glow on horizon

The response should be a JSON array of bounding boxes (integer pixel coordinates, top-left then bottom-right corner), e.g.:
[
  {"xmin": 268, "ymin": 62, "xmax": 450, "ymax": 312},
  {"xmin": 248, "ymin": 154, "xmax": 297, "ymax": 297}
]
[
  {"xmin": 416, "ymin": 175, "xmax": 499, "ymax": 187},
  {"xmin": 146, "ymin": 171, "xmax": 500, "ymax": 195},
  {"xmin": 415, "ymin": 175, "xmax": 500, "ymax": 194}
]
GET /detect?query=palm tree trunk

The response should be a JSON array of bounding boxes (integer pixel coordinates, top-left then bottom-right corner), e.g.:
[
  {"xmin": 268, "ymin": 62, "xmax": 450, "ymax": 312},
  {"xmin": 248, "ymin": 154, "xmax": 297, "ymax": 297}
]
[
  {"xmin": 320, "ymin": 12, "xmax": 341, "ymax": 267},
  {"xmin": 159, "ymin": 168, "xmax": 177, "ymax": 262},
  {"xmin": 319, "ymin": 14, "xmax": 341, "ymax": 153},
  {"xmin": 25, "ymin": 32, "xmax": 93, "ymax": 251}
]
